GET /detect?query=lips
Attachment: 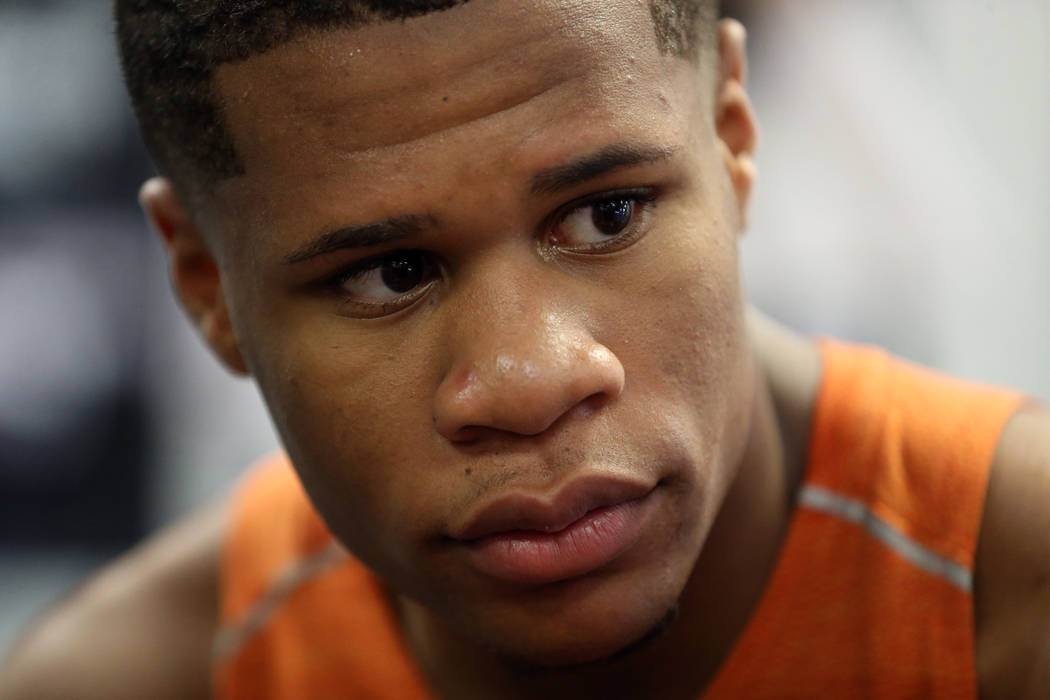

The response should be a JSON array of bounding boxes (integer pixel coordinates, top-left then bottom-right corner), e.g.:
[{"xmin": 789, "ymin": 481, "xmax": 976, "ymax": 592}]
[{"xmin": 452, "ymin": 475, "xmax": 657, "ymax": 585}]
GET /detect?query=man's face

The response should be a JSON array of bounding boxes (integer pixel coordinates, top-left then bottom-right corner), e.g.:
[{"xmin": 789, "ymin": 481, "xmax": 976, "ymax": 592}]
[{"xmin": 209, "ymin": 0, "xmax": 754, "ymax": 666}]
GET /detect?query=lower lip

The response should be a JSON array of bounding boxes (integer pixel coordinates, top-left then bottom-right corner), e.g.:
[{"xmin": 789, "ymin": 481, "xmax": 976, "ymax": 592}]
[{"xmin": 464, "ymin": 495, "xmax": 653, "ymax": 585}]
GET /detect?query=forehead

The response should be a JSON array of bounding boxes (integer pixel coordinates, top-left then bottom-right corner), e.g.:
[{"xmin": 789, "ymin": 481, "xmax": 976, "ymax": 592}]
[{"xmin": 211, "ymin": 0, "xmax": 702, "ymax": 243}]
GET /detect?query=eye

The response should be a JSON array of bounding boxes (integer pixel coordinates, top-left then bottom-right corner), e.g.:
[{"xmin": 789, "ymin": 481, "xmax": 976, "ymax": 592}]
[
  {"xmin": 336, "ymin": 249, "xmax": 438, "ymax": 309},
  {"xmin": 549, "ymin": 192, "xmax": 653, "ymax": 252}
]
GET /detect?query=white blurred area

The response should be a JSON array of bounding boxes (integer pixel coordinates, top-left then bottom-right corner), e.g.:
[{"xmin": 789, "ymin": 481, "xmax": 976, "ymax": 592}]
[
  {"xmin": 0, "ymin": 0, "xmax": 1047, "ymax": 654},
  {"xmin": 740, "ymin": 0, "xmax": 1050, "ymax": 399}
]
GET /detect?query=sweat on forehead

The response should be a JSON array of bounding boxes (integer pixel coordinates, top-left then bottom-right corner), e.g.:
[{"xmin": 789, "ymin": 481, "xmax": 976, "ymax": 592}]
[{"xmin": 115, "ymin": 0, "xmax": 718, "ymax": 199}]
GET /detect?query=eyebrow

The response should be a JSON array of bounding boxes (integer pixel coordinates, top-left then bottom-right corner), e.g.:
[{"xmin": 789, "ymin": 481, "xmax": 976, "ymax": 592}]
[
  {"xmin": 530, "ymin": 143, "xmax": 678, "ymax": 196},
  {"xmin": 283, "ymin": 142, "xmax": 678, "ymax": 265},
  {"xmin": 283, "ymin": 215, "xmax": 433, "ymax": 265}
]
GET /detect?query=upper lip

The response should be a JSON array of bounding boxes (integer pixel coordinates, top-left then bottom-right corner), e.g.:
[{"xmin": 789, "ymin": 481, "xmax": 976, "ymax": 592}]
[{"xmin": 451, "ymin": 474, "xmax": 656, "ymax": 541}]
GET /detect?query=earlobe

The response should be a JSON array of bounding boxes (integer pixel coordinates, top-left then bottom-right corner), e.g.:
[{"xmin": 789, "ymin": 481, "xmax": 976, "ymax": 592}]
[
  {"xmin": 714, "ymin": 19, "xmax": 759, "ymax": 230},
  {"xmin": 139, "ymin": 178, "xmax": 250, "ymax": 375}
]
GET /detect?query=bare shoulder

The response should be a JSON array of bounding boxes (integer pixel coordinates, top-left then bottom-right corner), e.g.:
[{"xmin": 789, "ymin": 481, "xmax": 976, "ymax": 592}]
[
  {"xmin": 976, "ymin": 403, "xmax": 1050, "ymax": 700},
  {"xmin": 0, "ymin": 502, "xmax": 226, "ymax": 700}
]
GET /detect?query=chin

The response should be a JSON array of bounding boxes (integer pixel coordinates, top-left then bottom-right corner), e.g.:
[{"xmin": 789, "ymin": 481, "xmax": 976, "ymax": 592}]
[
  {"xmin": 495, "ymin": 605, "xmax": 680, "ymax": 673},
  {"xmin": 562, "ymin": 614, "xmax": 683, "ymax": 673},
  {"xmin": 468, "ymin": 570, "xmax": 686, "ymax": 670}
]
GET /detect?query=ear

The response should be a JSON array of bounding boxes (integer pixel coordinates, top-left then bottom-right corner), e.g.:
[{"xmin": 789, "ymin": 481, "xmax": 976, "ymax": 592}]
[
  {"xmin": 714, "ymin": 18, "xmax": 759, "ymax": 230},
  {"xmin": 140, "ymin": 177, "xmax": 250, "ymax": 375}
]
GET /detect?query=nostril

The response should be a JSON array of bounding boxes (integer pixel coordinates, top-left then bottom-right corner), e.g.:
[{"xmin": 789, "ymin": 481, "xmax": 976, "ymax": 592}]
[
  {"xmin": 452, "ymin": 425, "xmax": 485, "ymax": 443},
  {"xmin": 576, "ymin": 391, "xmax": 611, "ymax": 419},
  {"xmin": 438, "ymin": 388, "xmax": 616, "ymax": 443},
  {"xmin": 434, "ymin": 337, "xmax": 624, "ymax": 441}
]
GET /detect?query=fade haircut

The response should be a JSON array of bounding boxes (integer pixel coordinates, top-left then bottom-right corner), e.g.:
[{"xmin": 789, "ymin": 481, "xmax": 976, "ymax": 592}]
[{"xmin": 115, "ymin": 0, "xmax": 719, "ymax": 201}]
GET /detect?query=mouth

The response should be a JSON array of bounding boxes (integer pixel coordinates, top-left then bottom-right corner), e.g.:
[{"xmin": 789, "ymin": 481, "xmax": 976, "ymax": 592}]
[{"xmin": 452, "ymin": 475, "xmax": 659, "ymax": 586}]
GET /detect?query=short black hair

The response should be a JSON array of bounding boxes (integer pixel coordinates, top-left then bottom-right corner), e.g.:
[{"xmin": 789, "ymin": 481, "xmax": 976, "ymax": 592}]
[{"xmin": 114, "ymin": 0, "xmax": 718, "ymax": 201}]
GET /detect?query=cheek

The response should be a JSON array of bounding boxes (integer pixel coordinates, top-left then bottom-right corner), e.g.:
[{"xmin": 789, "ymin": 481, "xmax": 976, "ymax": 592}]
[
  {"xmin": 246, "ymin": 316, "xmax": 445, "ymax": 554},
  {"xmin": 611, "ymin": 216, "xmax": 752, "ymax": 483},
  {"xmin": 619, "ymin": 216, "xmax": 746, "ymax": 399}
]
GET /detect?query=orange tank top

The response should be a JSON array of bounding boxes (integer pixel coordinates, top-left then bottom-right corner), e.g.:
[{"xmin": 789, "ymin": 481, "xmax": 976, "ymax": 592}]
[{"xmin": 214, "ymin": 341, "xmax": 1023, "ymax": 699}]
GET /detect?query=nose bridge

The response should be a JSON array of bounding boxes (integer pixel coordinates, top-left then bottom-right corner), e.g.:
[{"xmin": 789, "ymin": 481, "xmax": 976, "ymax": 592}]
[
  {"xmin": 453, "ymin": 258, "xmax": 582, "ymax": 392},
  {"xmin": 434, "ymin": 258, "xmax": 625, "ymax": 440},
  {"xmin": 477, "ymin": 264, "xmax": 564, "ymax": 364}
]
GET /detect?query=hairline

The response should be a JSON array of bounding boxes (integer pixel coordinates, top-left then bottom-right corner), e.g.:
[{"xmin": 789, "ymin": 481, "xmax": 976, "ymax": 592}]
[{"xmin": 141, "ymin": 2, "xmax": 718, "ymax": 211}]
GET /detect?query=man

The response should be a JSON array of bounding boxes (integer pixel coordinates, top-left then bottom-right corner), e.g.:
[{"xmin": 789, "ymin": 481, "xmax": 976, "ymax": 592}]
[{"xmin": 2, "ymin": 1, "xmax": 1048, "ymax": 697}]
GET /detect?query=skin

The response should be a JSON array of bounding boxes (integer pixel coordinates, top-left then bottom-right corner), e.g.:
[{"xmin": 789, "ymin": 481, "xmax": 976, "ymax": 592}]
[
  {"xmin": 1, "ymin": 3, "xmax": 1048, "ymax": 698},
  {"xmin": 198, "ymin": 2, "xmax": 774, "ymax": 689}
]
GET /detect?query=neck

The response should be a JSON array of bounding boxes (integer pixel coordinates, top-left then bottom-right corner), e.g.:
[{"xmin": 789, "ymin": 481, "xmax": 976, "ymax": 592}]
[{"xmin": 402, "ymin": 335, "xmax": 808, "ymax": 700}]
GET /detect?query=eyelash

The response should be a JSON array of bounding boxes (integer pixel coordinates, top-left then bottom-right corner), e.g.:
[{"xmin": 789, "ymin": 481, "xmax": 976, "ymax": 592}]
[
  {"xmin": 547, "ymin": 187, "xmax": 658, "ymax": 253},
  {"xmin": 327, "ymin": 251, "xmax": 437, "ymax": 316},
  {"xmin": 324, "ymin": 187, "xmax": 660, "ymax": 314}
]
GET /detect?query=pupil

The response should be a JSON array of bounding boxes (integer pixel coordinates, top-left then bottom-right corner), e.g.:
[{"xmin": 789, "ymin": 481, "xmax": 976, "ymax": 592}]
[
  {"xmin": 591, "ymin": 199, "xmax": 633, "ymax": 235},
  {"xmin": 381, "ymin": 252, "xmax": 425, "ymax": 293}
]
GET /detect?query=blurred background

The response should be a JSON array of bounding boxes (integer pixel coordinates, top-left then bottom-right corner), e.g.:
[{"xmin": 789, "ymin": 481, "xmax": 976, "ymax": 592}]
[{"xmin": 0, "ymin": 0, "xmax": 1047, "ymax": 654}]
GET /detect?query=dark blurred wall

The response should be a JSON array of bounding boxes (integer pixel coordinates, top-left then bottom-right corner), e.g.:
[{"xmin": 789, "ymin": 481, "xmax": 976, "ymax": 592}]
[{"xmin": 0, "ymin": 0, "xmax": 156, "ymax": 552}]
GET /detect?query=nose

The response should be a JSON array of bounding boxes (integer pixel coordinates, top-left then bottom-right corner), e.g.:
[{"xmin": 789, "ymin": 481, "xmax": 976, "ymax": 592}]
[{"xmin": 433, "ymin": 306, "xmax": 625, "ymax": 442}]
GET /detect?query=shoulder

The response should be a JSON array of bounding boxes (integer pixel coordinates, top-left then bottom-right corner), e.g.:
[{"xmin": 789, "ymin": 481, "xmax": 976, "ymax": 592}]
[
  {"xmin": 976, "ymin": 403, "xmax": 1050, "ymax": 699},
  {"xmin": 0, "ymin": 502, "xmax": 226, "ymax": 700}
]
